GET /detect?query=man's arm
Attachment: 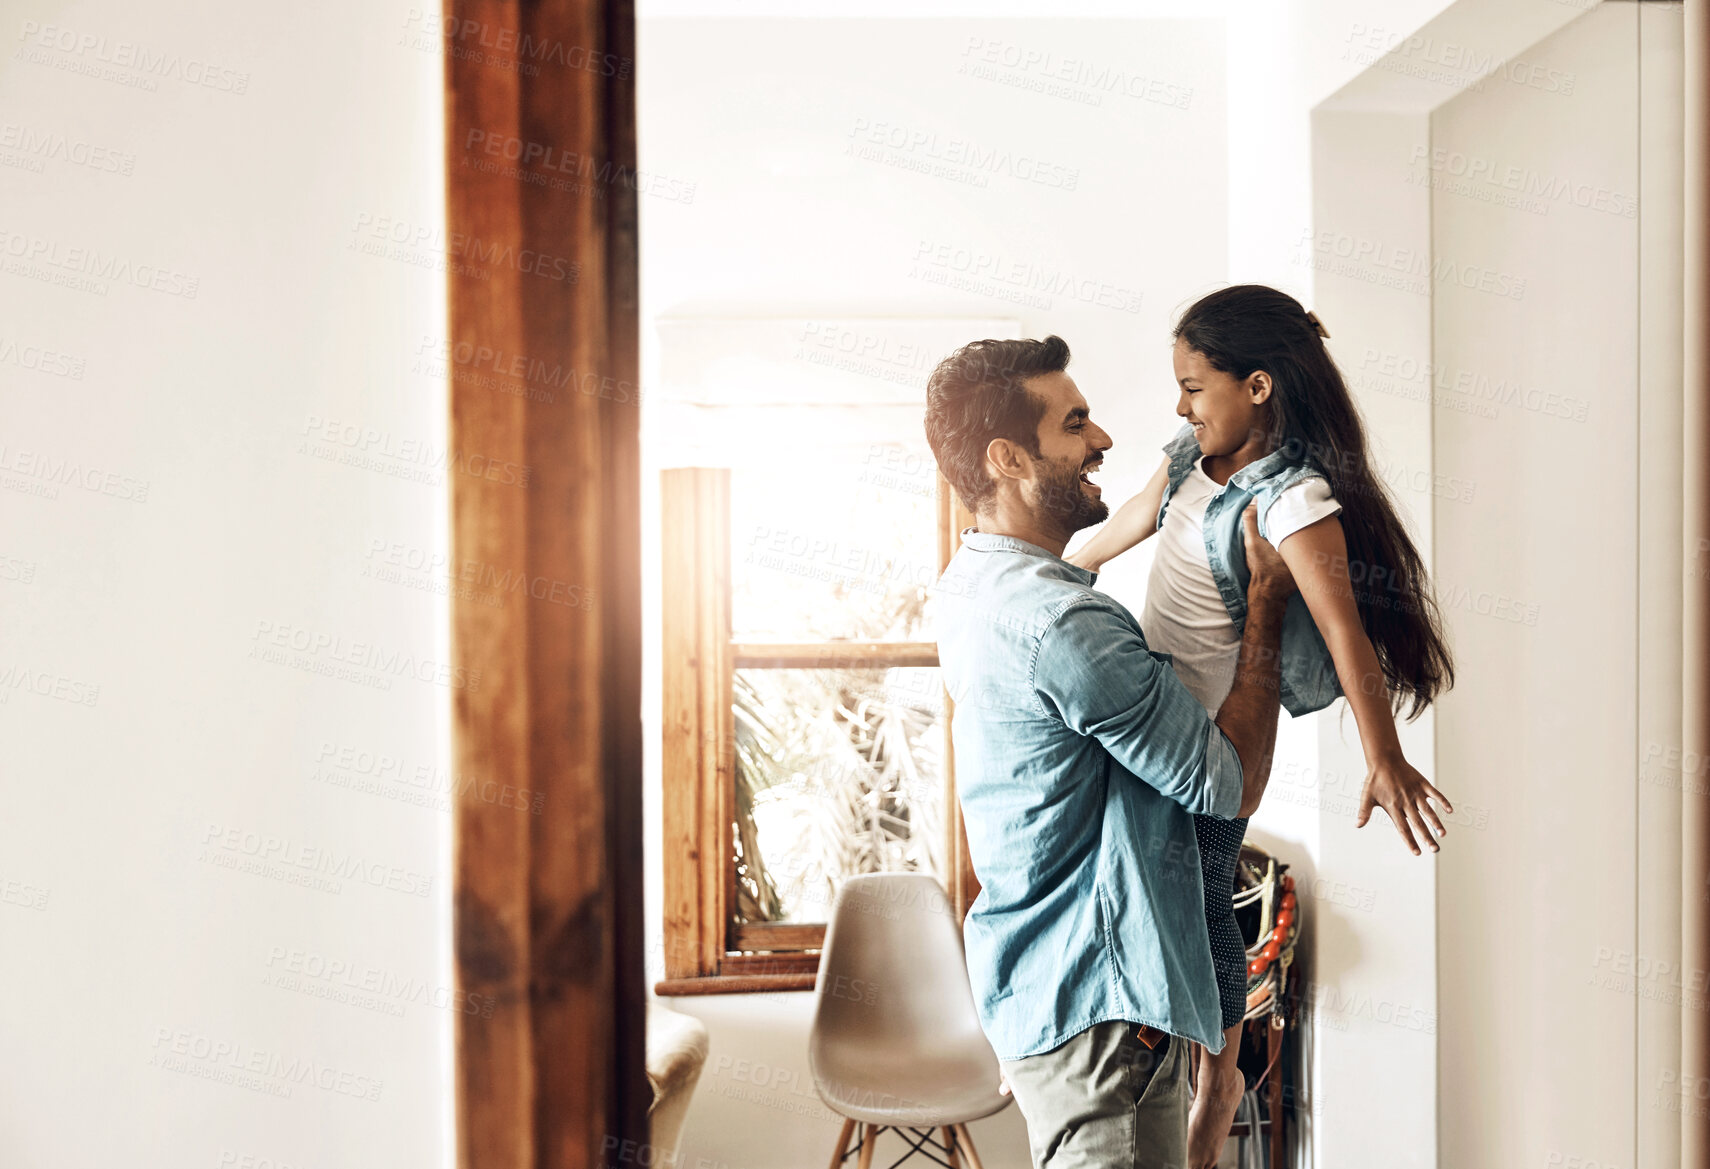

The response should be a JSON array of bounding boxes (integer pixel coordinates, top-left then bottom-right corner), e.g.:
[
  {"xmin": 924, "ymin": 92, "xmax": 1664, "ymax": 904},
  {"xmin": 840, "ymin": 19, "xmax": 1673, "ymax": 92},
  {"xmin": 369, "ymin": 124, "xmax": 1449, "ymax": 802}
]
[
  {"xmin": 1032, "ymin": 505, "xmax": 1296, "ymax": 819},
  {"xmin": 1033, "ymin": 602, "xmax": 1243, "ymax": 817},
  {"xmin": 1216, "ymin": 505, "xmax": 1298, "ymax": 817}
]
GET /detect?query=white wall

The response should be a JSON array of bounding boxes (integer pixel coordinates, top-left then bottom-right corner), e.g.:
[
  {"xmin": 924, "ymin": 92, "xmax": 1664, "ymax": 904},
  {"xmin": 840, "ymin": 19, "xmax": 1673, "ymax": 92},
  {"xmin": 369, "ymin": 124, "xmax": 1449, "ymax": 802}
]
[
  {"xmin": 0, "ymin": 3, "xmax": 451, "ymax": 1166},
  {"xmin": 638, "ymin": 17, "xmax": 1227, "ymax": 1169},
  {"xmin": 1432, "ymin": 6, "xmax": 1681, "ymax": 1167},
  {"xmin": 1225, "ymin": 0, "xmax": 1466, "ymax": 284},
  {"xmin": 1313, "ymin": 4, "xmax": 1685, "ymax": 1169},
  {"xmin": 1306, "ymin": 107, "xmax": 1441, "ymax": 1169}
]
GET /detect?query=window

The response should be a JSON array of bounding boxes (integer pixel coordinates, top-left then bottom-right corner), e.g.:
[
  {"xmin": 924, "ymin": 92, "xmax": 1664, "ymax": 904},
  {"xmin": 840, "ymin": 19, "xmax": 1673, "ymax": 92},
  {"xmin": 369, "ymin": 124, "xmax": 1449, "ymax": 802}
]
[{"xmin": 652, "ymin": 319, "xmax": 1000, "ymax": 993}]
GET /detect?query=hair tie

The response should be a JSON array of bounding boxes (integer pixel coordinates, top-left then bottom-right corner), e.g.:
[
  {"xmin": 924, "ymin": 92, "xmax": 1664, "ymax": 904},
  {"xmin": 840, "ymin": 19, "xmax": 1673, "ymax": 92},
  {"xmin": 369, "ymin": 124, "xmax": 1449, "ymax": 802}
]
[{"xmin": 1304, "ymin": 310, "xmax": 1331, "ymax": 340}]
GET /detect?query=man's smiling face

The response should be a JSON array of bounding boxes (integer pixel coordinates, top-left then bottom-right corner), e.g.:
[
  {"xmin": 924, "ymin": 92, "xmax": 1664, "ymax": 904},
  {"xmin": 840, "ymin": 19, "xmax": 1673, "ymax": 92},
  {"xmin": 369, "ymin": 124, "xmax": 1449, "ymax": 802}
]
[{"xmin": 1020, "ymin": 370, "xmax": 1112, "ymax": 536}]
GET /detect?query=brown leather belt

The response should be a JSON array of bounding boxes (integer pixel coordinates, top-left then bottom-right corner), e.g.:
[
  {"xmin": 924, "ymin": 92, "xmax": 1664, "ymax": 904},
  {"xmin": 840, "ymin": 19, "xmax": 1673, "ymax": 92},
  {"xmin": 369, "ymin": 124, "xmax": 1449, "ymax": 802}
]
[{"xmin": 1133, "ymin": 1024, "xmax": 1166, "ymax": 1049}]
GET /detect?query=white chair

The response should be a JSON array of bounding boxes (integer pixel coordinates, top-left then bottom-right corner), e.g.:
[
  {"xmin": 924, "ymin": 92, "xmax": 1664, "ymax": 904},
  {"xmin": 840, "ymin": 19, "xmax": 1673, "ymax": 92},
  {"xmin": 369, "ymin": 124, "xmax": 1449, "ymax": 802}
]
[
  {"xmin": 647, "ymin": 999, "xmax": 710, "ymax": 1167},
  {"xmin": 809, "ymin": 873, "xmax": 1012, "ymax": 1169}
]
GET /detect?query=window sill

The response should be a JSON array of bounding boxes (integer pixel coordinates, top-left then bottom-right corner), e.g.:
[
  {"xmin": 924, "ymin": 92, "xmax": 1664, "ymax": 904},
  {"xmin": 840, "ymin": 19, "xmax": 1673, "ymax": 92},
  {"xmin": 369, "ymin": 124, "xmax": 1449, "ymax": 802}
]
[{"xmin": 654, "ymin": 973, "xmax": 818, "ymax": 996}]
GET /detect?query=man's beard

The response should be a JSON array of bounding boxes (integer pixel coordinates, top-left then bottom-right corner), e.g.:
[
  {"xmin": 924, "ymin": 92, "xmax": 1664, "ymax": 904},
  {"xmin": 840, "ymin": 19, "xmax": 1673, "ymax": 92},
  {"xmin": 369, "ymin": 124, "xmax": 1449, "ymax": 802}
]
[{"xmin": 1030, "ymin": 453, "xmax": 1109, "ymax": 535}]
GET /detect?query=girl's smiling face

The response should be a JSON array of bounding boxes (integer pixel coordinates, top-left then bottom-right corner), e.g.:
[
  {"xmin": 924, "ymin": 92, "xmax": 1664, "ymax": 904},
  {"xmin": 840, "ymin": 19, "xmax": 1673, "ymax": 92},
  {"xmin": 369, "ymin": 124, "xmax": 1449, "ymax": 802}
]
[{"xmin": 1172, "ymin": 337, "xmax": 1272, "ymax": 460}]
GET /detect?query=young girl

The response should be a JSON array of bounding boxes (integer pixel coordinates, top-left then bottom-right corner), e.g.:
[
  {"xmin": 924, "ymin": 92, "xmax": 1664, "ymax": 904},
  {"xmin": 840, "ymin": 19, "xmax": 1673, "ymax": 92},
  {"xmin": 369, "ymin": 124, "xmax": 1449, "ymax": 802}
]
[{"xmin": 1067, "ymin": 284, "xmax": 1456, "ymax": 1169}]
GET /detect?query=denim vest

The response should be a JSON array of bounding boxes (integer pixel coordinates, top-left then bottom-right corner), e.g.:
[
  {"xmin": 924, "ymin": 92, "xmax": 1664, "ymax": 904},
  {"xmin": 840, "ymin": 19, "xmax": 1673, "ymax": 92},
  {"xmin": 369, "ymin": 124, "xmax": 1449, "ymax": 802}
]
[{"xmin": 1155, "ymin": 423, "xmax": 1343, "ymax": 717}]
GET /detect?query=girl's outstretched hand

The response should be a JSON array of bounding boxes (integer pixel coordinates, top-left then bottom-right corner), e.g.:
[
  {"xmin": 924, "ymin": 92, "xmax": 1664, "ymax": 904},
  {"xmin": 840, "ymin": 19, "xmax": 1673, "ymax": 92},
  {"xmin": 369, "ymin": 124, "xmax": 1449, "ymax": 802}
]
[{"xmin": 1358, "ymin": 755, "xmax": 1453, "ymax": 856}]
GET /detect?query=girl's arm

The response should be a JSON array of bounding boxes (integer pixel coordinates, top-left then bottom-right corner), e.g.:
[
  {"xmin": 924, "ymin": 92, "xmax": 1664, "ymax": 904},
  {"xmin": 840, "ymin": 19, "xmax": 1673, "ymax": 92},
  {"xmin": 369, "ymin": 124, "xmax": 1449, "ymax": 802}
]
[
  {"xmin": 1275, "ymin": 514, "xmax": 1455, "ymax": 856},
  {"xmin": 1065, "ymin": 455, "xmax": 1171, "ymax": 571}
]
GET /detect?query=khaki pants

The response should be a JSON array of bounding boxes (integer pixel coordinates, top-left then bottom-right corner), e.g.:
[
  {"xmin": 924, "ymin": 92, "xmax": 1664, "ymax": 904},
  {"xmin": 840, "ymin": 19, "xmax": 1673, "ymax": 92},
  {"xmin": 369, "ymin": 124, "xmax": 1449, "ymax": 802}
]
[{"xmin": 1000, "ymin": 1021, "xmax": 1189, "ymax": 1169}]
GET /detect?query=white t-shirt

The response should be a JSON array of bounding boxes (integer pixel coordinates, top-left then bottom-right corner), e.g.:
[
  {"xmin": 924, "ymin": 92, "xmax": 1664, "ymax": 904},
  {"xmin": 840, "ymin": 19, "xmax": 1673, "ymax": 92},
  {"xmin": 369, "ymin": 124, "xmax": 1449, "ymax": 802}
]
[{"xmin": 1139, "ymin": 460, "xmax": 1341, "ymax": 715}]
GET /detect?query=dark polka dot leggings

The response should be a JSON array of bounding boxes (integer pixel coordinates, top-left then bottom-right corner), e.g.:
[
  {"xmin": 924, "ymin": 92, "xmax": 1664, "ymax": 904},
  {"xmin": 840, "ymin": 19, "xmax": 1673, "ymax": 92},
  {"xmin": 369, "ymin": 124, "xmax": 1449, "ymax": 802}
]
[{"xmin": 1194, "ymin": 812, "xmax": 1250, "ymax": 1030}]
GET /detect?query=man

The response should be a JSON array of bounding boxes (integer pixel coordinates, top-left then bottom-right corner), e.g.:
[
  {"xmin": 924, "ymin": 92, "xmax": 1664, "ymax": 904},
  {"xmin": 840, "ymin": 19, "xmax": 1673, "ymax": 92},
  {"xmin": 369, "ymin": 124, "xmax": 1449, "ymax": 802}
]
[{"xmin": 924, "ymin": 335, "xmax": 1295, "ymax": 1169}]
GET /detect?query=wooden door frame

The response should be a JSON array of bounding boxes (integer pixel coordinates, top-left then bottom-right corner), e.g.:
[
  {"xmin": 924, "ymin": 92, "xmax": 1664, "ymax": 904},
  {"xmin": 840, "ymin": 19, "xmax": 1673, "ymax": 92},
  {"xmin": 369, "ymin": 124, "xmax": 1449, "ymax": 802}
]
[{"xmin": 443, "ymin": 1, "xmax": 647, "ymax": 1166}]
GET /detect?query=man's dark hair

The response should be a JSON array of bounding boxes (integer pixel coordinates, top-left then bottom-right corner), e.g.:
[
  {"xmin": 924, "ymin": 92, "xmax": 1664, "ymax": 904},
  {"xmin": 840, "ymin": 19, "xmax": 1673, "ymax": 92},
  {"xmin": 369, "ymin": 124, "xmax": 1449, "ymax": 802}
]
[{"xmin": 923, "ymin": 335, "xmax": 1071, "ymax": 512}]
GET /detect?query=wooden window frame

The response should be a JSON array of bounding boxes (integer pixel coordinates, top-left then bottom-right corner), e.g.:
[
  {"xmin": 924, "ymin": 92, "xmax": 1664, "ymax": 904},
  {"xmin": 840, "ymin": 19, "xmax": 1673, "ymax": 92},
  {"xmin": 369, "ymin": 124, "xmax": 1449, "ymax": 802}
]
[{"xmin": 656, "ymin": 467, "xmax": 979, "ymax": 995}]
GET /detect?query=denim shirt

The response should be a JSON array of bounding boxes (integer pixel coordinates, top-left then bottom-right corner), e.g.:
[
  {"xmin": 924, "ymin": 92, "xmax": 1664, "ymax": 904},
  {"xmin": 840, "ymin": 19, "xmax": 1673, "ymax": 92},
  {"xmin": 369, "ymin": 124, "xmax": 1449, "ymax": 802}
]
[
  {"xmin": 1157, "ymin": 423, "xmax": 1343, "ymax": 717},
  {"xmin": 934, "ymin": 530, "xmax": 1242, "ymax": 1059}
]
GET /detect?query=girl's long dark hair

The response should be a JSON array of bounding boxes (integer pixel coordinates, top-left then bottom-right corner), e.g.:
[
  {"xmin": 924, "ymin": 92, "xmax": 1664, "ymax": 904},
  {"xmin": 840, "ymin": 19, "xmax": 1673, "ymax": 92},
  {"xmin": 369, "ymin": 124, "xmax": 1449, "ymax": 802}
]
[{"xmin": 1175, "ymin": 284, "xmax": 1454, "ymax": 720}]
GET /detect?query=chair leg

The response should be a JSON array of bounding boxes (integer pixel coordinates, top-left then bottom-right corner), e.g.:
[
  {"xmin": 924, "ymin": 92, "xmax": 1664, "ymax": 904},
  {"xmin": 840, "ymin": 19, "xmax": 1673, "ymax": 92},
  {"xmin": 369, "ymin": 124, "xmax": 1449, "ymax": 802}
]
[
  {"xmin": 826, "ymin": 1118, "xmax": 855, "ymax": 1169},
  {"xmin": 951, "ymin": 1125, "xmax": 986, "ymax": 1169},
  {"xmin": 855, "ymin": 1124, "xmax": 879, "ymax": 1169},
  {"xmin": 941, "ymin": 1126, "xmax": 960, "ymax": 1169}
]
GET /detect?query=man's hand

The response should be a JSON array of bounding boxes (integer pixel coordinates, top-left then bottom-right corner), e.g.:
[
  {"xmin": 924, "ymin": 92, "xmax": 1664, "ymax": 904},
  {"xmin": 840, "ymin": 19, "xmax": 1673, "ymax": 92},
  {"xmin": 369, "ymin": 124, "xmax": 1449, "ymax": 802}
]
[
  {"xmin": 1241, "ymin": 504, "xmax": 1296, "ymax": 601},
  {"xmin": 1214, "ymin": 506, "xmax": 1299, "ymax": 818}
]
